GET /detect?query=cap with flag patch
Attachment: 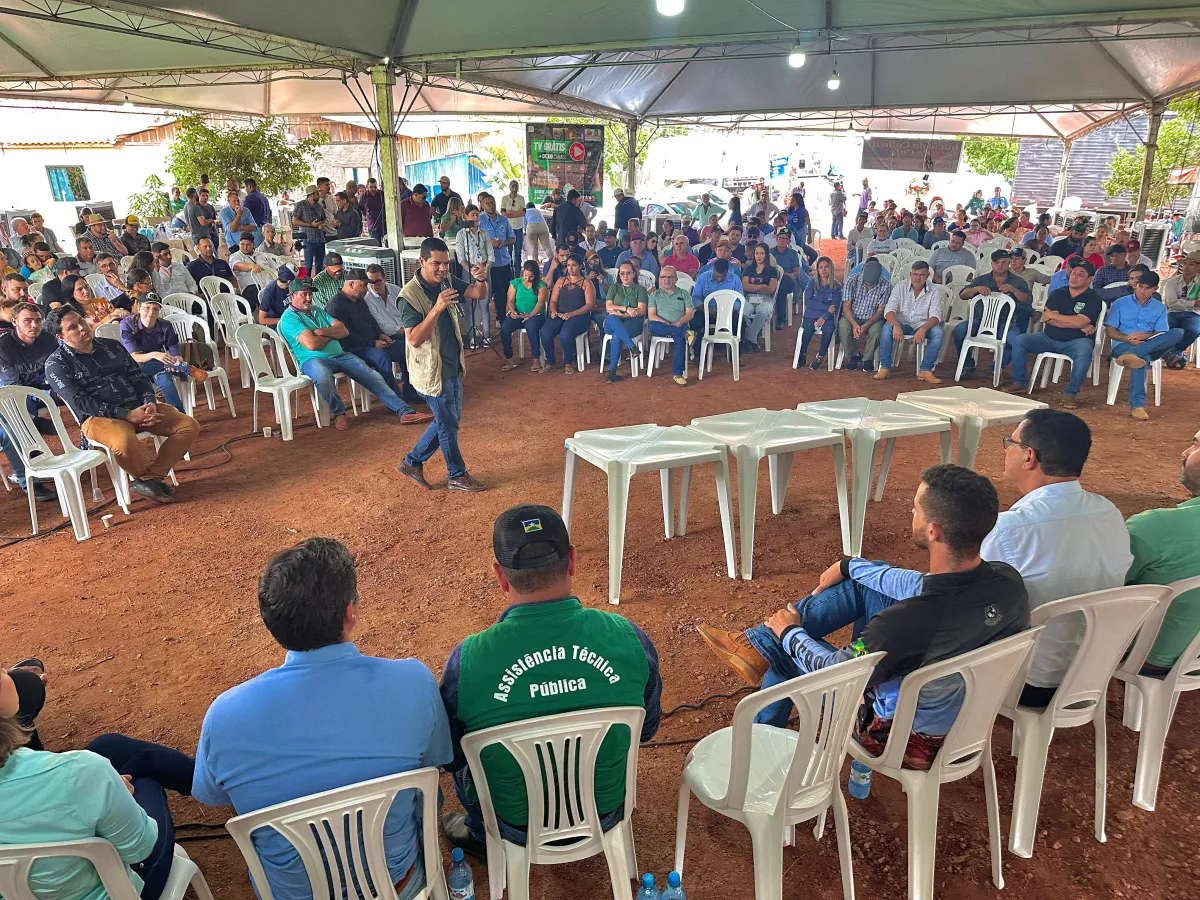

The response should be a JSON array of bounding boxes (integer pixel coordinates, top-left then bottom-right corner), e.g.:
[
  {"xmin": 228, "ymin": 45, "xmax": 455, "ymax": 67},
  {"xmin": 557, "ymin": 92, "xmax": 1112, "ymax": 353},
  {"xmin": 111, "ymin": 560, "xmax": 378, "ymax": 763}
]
[{"xmin": 493, "ymin": 504, "xmax": 571, "ymax": 570}]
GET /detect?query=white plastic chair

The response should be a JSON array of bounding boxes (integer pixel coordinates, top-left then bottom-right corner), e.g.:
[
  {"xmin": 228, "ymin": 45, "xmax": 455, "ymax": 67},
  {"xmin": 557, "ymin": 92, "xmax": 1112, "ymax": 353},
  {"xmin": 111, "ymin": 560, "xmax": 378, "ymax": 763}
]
[
  {"xmin": 1039, "ymin": 254, "xmax": 1065, "ymax": 272},
  {"xmin": 161, "ymin": 292, "xmax": 209, "ymax": 321},
  {"xmin": 941, "ymin": 265, "xmax": 976, "ymax": 293},
  {"xmin": 163, "ymin": 312, "xmax": 236, "ymax": 418},
  {"xmin": 94, "ymin": 322, "xmax": 122, "ymax": 342},
  {"xmin": 676, "ymin": 653, "xmax": 884, "ymax": 900},
  {"xmin": 210, "ymin": 292, "xmax": 255, "ymax": 387},
  {"xmin": 953, "ymin": 295, "xmax": 1014, "ymax": 386},
  {"xmin": 675, "ymin": 272, "xmax": 695, "ymax": 292},
  {"xmin": 599, "ymin": 330, "xmax": 644, "ymax": 377},
  {"xmin": 1023, "ymin": 250, "xmax": 1042, "ymax": 267},
  {"xmin": 893, "ymin": 238, "xmax": 920, "ymax": 252},
  {"xmin": 930, "ymin": 240, "xmax": 949, "ymax": 251},
  {"xmin": 1000, "ymin": 586, "xmax": 1167, "ymax": 858},
  {"xmin": 1028, "ymin": 304, "xmax": 1107, "ymax": 392},
  {"xmin": 1106, "ymin": 354, "xmax": 1163, "ymax": 408},
  {"xmin": 0, "ymin": 386, "xmax": 129, "ymax": 540},
  {"xmin": 849, "ymin": 629, "xmax": 1042, "ymax": 900},
  {"xmin": 462, "ymin": 707, "xmax": 644, "ymax": 900},
  {"xmin": 698, "ymin": 288, "xmax": 744, "ymax": 381},
  {"xmin": 198, "ymin": 274, "xmax": 238, "ymax": 305},
  {"xmin": 871, "ymin": 252, "xmax": 896, "ymax": 273},
  {"xmin": 26, "ymin": 281, "xmax": 42, "ymax": 301},
  {"xmin": 0, "ymin": 838, "xmax": 212, "ymax": 900},
  {"xmin": 1114, "ymin": 575, "xmax": 1200, "ymax": 811},
  {"xmin": 224, "ymin": 769, "xmax": 447, "ymax": 900},
  {"xmin": 646, "ymin": 328, "xmax": 689, "ymax": 378},
  {"xmin": 84, "ymin": 273, "xmax": 108, "ymax": 295},
  {"xmin": 235, "ymin": 324, "xmax": 318, "ymax": 441},
  {"xmin": 637, "ymin": 269, "xmax": 656, "ymax": 291}
]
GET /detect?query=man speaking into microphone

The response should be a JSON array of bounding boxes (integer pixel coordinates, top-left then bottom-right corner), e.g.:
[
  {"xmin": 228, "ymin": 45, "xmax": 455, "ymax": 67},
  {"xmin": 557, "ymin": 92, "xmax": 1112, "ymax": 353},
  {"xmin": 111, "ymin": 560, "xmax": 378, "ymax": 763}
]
[{"xmin": 396, "ymin": 237, "xmax": 491, "ymax": 493}]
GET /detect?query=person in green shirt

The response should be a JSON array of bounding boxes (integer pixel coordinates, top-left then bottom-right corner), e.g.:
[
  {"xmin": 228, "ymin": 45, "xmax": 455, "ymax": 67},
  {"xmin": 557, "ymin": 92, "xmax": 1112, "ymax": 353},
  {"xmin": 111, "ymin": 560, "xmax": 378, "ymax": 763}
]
[
  {"xmin": 499, "ymin": 260, "xmax": 548, "ymax": 371},
  {"xmin": 311, "ymin": 252, "xmax": 345, "ymax": 310},
  {"xmin": 647, "ymin": 265, "xmax": 695, "ymax": 385},
  {"xmin": 1125, "ymin": 427, "xmax": 1200, "ymax": 673},
  {"xmin": 169, "ymin": 186, "xmax": 186, "ymax": 215},
  {"xmin": 602, "ymin": 262, "xmax": 647, "ymax": 383},
  {"xmin": 966, "ymin": 190, "xmax": 985, "ymax": 217},
  {"xmin": 438, "ymin": 504, "xmax": 661, "ymax": 857}
]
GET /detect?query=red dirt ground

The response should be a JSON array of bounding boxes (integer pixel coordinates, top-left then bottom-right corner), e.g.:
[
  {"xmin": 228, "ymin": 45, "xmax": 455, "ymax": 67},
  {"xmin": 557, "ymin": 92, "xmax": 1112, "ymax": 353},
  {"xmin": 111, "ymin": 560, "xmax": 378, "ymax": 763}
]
[{"xmin": 2, "ymin": 241, "xmax": 1198, "ymax": 900}]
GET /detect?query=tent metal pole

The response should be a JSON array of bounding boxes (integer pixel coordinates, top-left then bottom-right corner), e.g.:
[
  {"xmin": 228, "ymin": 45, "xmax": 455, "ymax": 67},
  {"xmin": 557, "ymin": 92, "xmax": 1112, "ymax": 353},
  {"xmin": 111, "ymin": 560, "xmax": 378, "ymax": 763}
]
[
  {"xmin": 1054, "ymin": 138, "xmax": 1073, "ymax": 207},
  {"xmin": 625, "ymin": 120, "xmax": 639, "ymax": 193},
  {"xmin": 1135, "ymin": 101, "xmax": 1165, "ymax": 220},
  {"xmin": 371, "ymin": 65, "xmax": 404, "ymax": 252}
]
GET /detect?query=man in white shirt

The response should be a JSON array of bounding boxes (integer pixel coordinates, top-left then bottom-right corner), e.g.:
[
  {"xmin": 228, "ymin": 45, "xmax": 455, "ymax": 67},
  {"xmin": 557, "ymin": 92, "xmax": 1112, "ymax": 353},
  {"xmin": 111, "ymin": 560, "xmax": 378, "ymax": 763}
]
[
  {"xmin": 875, "ymin": 259, "xmax": 943, "ymax": 383},
  {"xmin": 362, "ymin": 263, "xmax": 424, "ymax": 407},
  {"xmin": 986, "ymin": 409, "xmax": 1132, "ymax": 706},
  {"xmin": 452, "ymin": 209, "xmax": 495, "ymax": 347},
  {"xmin": 845, "ymin": 211, "xmax": 870, "ymax": 257},
  {"xmin": 93, "ymin": 254, "xmax": 125, "ymax": 302},
  {"xmin": 864, "ymin": 221, "xmax": 896, "ymax": 260},
  {"xmin": 229, "ymin": 234, "xmax": 275, "ymax": 307},
  {"xmin": 499, "ymin": 181, "xmax": 527, "ymax": 267},
  {"xmin": 150, "ymin": 243, "xmax": 198, "ymax": 298}
]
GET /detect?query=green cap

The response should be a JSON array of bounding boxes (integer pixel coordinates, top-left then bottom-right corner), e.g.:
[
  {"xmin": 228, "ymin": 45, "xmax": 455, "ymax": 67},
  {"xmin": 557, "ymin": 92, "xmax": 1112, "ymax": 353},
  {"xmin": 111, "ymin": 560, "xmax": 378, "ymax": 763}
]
[{"xmin": 288, "ymin": 277, "xmax": 313, "ymax": 294}]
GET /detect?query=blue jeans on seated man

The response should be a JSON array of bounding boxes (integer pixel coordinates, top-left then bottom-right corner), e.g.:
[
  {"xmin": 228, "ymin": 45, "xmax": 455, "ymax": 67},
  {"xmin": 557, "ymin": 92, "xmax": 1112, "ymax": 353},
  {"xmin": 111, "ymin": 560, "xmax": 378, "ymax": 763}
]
[
  {"xmin": 500, "ymin": 313, "xmax": 546, "ymax": 360},
  {"xmin": 451, "ymin": 766, "xmax": 624, "ymax": 845},
  {"xmin": 878, "ymin": 322, "xmax": 944, "ymax": 372},
  {"xmin": 647, "ymin": 320, "xmax": 690, "ymax": 377},
  {"xmin": 952, "ymin": 315, "xmax": 1026, "ymax": 373},
  {"xmin": 1009, "ymin": 332, "xmax": 1095, "ymax": 397},
  {"xmin": 1111, "ymin": 329, "xmax": 1185, "ymax": 409},
  {"xmin": 346, "ymin": 344, "xmax": 413, "ymax": 408},
  {"xmin": 138, "ymin": 358, "xmax": 185, "ymax": 413},
  {"xmin": 1169, "ymin": 309, "xmax": 1200, "ymax": 354},
  {"xmin": 604, "ymin": 314, "xmax": 644, "ymax": 372},
  {"xmin": 540, "ymin": 314, "xmax": 592, "ymax": 366},
  {"xmin": 774, "ymin": 272, "xmax": 811, "ymax": 328},
  {"xmin": 744, "ymin": 579, "xmax": 899, "ymax": 727},
  {"xmin": 406, "ymin": 374, "xmax": 466, "ymax": 480},
  {"xmin": 300, "ymin": 352, "xmax": 414, "ymax": 418}
]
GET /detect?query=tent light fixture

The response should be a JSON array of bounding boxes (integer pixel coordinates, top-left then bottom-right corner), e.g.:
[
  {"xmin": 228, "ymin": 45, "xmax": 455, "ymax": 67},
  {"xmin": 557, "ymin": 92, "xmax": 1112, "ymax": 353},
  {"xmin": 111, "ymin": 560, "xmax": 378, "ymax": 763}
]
[
  {"xmin": 381, "ymin": 55, "xmax": 390, "ymax": 65},
  {"xmin": 656, "ymin": 0, "xmax": 685, "ymax": 15},
  {"xmin": 826, "ymin": 63, "xmax": 840, "ymax": 91},
  {"xmin": 122, "ymin": 95, "xmax": 134, "ymax": 107},
  {"xmin": 788, "ymin": 40, "xmax": 806, "ymax": 68},
  {"xmin": 864, "ymin": 126, "xmax": 872, "ymax": 140}
]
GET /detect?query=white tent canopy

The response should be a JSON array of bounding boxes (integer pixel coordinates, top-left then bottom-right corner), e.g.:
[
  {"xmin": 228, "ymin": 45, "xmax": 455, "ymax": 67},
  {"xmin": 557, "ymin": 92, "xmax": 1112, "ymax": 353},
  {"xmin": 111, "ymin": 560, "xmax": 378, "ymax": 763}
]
[{"xmin": 0, "ymin": 1, "xmax": 1198, "ymax": 138}]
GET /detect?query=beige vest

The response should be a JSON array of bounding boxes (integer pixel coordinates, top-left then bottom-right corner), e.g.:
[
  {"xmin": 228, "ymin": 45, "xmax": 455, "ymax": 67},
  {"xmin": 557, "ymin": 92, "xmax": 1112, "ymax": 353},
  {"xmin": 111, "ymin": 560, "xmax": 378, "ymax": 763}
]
[{"xmin": 399, "ymin": 275, "xmax": 466, "ymax": 397}]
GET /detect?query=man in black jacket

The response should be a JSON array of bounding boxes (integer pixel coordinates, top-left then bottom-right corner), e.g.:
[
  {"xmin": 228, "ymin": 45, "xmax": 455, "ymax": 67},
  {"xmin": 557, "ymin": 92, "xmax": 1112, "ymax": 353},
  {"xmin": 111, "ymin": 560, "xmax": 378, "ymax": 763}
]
[
  {"xmin": 698, "ymin": 464, "xmax": 1030, "ymax": 769},
  {"xmin": 0, "ymin": 302, "xmax": 62, "ymax": 501},
  {"xmin": 613, "ymin": 188, "xmax": 642, "ymax": 237},
  {"xmin": 43, "ymin": 306, "xmax": 200, "ymax": 503},
  {"xmin": 551, "ymin": 189, "xmax": 589, "ymax": 248},
  {"xmin": 324, "ymin": 269, "xmax": 431, "ymax": 425}
]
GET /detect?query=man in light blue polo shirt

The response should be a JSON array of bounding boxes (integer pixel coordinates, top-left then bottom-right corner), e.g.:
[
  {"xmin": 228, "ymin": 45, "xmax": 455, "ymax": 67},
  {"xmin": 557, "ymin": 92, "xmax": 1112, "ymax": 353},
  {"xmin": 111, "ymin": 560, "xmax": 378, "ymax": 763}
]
[
  {"xmin": 478, "ymin": 192, "xmax": 517, "ymax": 329},
  {"xmin": 1105, "ymin": 272, "xmax": 1183, "ymax": 420},
  {"xmin": 194, "ymin": 538, "xmax": 452, "ymax": 900}
]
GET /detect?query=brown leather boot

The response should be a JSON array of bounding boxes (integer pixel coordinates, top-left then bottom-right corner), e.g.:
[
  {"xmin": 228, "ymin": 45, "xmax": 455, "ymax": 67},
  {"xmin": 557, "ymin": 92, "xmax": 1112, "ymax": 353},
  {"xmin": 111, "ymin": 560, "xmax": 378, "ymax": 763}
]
[{"xmin": 696, "ymin": 625, "xmax": 769, "ymax": 685}]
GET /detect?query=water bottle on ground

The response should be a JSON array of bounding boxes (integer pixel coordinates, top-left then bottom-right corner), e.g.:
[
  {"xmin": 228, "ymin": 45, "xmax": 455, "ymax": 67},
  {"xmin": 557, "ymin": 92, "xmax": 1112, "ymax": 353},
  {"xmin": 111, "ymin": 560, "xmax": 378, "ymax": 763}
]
[
  {"xmin": 848, "ymin": 759, "xmax": 872, "ymax": 799},
  {"xmin": 637, "ymin": 872, "xmax": 660, "ymax": 900},
  {"xmin": 447, "ymin": 847, "xmax": 475, "ymax": 900},
  {"xmin": 661, "ymin": 871, "xmax": 686, "ymax": 900}
]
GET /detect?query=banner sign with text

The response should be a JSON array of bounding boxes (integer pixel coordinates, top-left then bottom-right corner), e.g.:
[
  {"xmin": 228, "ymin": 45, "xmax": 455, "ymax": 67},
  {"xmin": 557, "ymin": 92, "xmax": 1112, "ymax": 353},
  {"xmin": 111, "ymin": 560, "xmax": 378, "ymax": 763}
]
[
  {"xmin": 861, "ymin": 138, "xmax": 963, "ymax": 174},
  {"xmin": 526, "ymin": 123, "xmax": 606, "ymax": 205}
]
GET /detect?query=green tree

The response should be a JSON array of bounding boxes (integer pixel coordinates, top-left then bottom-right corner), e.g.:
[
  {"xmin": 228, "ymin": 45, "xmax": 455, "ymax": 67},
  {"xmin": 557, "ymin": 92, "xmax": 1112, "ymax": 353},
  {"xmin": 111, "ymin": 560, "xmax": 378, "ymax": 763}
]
[
  {"xmin": 477, "ymin": 139, "xmax": 525, "ymax": 192},
  {"xmin": 961, "ymin": 136, "xmax": 1019, "ymax": 181},
  {"xmin": 1103, "ymin": 93, "xmax": 1200, "ymax": 209},
  {"xmin": 546, "ymin": 117, "xmax": 687, "ymax": 190},
  {"xmin": 164, "ymin": 115, "xmax": 329, "ymax": 197},
  {"xmin": 127, "ymin": 174, "xmax": 171, "ymax": 220}
]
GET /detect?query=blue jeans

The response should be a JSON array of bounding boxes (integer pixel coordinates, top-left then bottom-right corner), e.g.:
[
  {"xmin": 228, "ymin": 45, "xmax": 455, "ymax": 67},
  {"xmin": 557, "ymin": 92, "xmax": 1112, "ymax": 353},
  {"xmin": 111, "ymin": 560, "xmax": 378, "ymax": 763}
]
[
  {"xmin": 879, "ymin": 322, "xmax": 943, "ymax": 371},
  {"xmin": 831, "ymin": 213, "xmax": 843, "ymax": 238},
  {"xmin": 347, "ymin": 346, "xmax": 413, "ymax": 411},
  {"xmin": 774, "ymin": 273, "xmax": 810, "ymax": 327},
  {"xmin": 952, "ymin": 316, "xmax": 1026, "ymax": 372},
  {"xmin": 1111, "ymin": 329, "xmax": 1184, "ymax": 408},
  {"xmin": 647, "ymin": 320, "xmax": 689, "ymax": 376},
  {"xmin": 452, "ymin": 766, "xmax": 624, "ymax": 845},
  {"xmin": 1168, "ymin": 310, "xmax": 1200, "ymax": 354},
  {"xmin": 85, "ymin": 733, "xmax": 194, "ymax": 900},
  {"xmin": 541, "ymin": 314, "xmax": 592, "ymax": 365},
  {"xmin": 405, "ymin": 374, "xmax": 466, "ymax": 479},
  {"xmin": 745, "ymin": 579, "xmax": 898, "ymax": 727},
  {"xmin": 303, "ymin": 240, "xmax": 325, "ymax": 275},
  {"xmin": 500, "ymin": 313, "xmax": 545, "ymax": 360},
  {"xmin": 604, "ymin": 314, "xmax": 644, "ymax": 372},
  {"xmin": 798, "ymin": 316, "xmax": 835, "ymax": 362},
  {"xmin": 139, "ymin": 359, "xmax": 184, "ymax": 413},
  {"xmin": 300, "ymin": 352, "xmax": 411, "ymax": 418},
  {"xmin": 1010, "ymin": 332, "xmax": 1094, "ymax": 396}
]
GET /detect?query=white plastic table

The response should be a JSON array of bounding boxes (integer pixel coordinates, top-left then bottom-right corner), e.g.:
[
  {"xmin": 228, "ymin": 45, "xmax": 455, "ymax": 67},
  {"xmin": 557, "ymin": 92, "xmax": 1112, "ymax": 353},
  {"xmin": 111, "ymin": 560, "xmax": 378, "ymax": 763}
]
[
  {"xmin": 562, "ymin": 424, "xmax": 737, "ymax": 604},
  {"xmin": 797, "ymin": 398, "xmax": 952, "ymax": 557},
  {"xmin": 686, "ymin": 409, "xmax": 850, "ymax": 580},
  {"xmin": 896, "ymin": 386, "xmax": 1048, "ymax": 469}
]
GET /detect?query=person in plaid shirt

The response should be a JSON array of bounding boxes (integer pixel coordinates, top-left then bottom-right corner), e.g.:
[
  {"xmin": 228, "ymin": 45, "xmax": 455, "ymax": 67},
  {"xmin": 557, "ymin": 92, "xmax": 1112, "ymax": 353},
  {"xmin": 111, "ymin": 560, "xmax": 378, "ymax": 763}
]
[{"xmin": 837, "ymin": 257, "xmax": 890, "ymax": 372}]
